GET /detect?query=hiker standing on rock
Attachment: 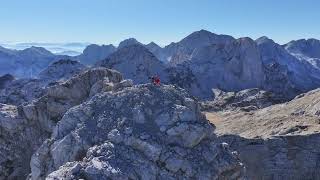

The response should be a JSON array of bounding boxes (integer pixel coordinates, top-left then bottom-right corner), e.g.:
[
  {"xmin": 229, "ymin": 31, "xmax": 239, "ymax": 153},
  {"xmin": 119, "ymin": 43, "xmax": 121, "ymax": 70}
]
[{"xmin": 150, "ymin": 75, "xmax": 161, "ymax": 86}]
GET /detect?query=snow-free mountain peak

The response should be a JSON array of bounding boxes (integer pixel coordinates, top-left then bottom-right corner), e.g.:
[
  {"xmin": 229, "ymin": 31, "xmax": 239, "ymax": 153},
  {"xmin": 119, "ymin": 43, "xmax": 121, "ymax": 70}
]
[
  {"xmin": 96, "ymin": 44, "xmax": 167, "ymax": 84},
  {"xmin": 75, "ymin": 44, "xmax": 116, "ymax": 65},
  {"xmin": 145, "ymin": 41, "xmax": 162, "ymax": 51},
  {"xmin": 19, "ymin": 46, "xmax": 54, "ymax": 56},
  {"xmin": 118, "ymin": 38, "xmax": 142, "ymax": 49},
  {"xmin": 255, "ymin": 36, "xmax": 275, "ymax": 45}
]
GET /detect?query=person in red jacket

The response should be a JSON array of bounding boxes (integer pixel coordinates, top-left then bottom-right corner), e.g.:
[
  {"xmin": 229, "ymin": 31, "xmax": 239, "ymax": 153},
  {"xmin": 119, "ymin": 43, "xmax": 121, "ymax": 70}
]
[{"xmin": 150, "ymin": 75, "xmax": 161, "ymax": 85}]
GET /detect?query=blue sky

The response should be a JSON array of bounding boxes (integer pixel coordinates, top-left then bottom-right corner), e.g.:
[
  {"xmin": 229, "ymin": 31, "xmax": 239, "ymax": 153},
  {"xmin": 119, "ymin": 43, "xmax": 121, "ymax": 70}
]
[{"xmin": 0, "ymin": 0, "xmax": 319, "ymax": 46}]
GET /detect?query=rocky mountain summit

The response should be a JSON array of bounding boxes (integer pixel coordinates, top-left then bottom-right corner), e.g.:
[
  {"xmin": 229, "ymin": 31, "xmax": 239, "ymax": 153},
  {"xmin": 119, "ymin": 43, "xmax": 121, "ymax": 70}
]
[
  {"xmin": 159, "ymin": 29, "xmax": 234, "ymax": 64},
  {"xmin": 118, "ymin": 38, "xmax": 142, "ymax": 49},
  {"xmin": 75, "ymin": 44, "xmax": 116, "ymax": 65}
]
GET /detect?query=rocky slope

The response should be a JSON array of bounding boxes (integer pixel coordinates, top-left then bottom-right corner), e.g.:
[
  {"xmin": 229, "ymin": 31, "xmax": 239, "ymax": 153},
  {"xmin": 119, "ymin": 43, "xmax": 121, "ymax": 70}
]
[
  {"xmin": 32, "ymin": 84, "xmax": 244, "ymax": 179},
  {"xmin": 209, "ymin": 88, "xmax": 320, "ymax": 138},
  {"xmin": 205, "ymin": 88, "xmax": 320, "ymax": 179}
]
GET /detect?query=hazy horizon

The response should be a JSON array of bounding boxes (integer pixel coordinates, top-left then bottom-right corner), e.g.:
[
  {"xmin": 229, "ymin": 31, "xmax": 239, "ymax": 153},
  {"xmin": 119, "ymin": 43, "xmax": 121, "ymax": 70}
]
[{"xmin": 0, "ymin": 0, "xmax": 319, "ymax": 46}]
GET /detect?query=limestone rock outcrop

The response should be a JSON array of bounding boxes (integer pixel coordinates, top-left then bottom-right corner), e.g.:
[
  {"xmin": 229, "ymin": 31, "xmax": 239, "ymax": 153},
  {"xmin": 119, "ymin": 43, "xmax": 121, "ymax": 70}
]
[
  {"xmin": 0, "ymin": 68, "xmax": 123, "ymax": 179},
  {"xmin": 31, "ymin": 84, "xmax": 245, "ymax": 179}
]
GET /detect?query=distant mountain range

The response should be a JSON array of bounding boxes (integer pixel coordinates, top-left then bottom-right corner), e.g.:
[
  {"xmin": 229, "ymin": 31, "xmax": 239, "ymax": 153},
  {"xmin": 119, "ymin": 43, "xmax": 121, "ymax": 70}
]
[
  {"xmin": 0, "ymin": 46, "xmax": 69, "ymax": 78},
  {"xmin": 1, "ymin": 29, "xmax": 320, "ymax": 100},
  {"xmin": 0, "ymin": 42, "xmax": 90, "ymax": 56}
]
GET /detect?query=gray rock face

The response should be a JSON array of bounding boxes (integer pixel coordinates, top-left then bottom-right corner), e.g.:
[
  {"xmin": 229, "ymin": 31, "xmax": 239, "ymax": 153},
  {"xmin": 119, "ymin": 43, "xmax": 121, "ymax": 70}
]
[
  {"xmin": 0, "ymin": 68, "xmax": 123, "ymax": 179},
  {"xmin": 166, "ymin": 35, "xmax": 320, "ymax": 100},
  {"xmin": 257, "ymin": 37, "xmax": 320, "ymax": 98},
  {"xmin": 96, "ymin": 44, "xmax": 168, "ymax": 84},
  {"xmin": 32, "ymin": 84, "xmax": 244, "ymax": 179},
  {"xmin": 23, "ymin": 68, "xmax": 123, "ymax": 131},
  {"xmin": 161, "ymin": 30, "xmax": 234, "ymax": 64},
  {"xmin": 201, "ymin": 88, "xmax": 283, "ymax": 112},
  {"xmin": 76, "ymin": 44, "xmax": 117, "ymax": 65},
  {"xmin": 38, "ymin": 59, "xmax": 87, "ymax": 81},
  {"xmin": 185, "ymin": 37, "xmax": 265, "ymax": 99}
]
